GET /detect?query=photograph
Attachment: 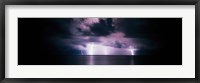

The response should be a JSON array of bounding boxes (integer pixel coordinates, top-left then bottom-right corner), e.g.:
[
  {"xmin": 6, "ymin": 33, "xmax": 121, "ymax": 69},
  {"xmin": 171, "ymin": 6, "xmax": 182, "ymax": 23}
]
[
  {"xmin": 18, "ymin": 18, "xmax": 182, "ymax": 65},
  {"xmin": 1, "ymin": 0, "xmax": 197, "ymax": 81}
]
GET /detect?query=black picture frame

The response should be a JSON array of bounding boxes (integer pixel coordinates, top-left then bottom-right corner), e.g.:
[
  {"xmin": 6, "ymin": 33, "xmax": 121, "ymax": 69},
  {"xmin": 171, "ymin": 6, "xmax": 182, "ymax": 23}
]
[{"xmin": 0, "ymin": 0, "xmax": 199, "ymax": 83}]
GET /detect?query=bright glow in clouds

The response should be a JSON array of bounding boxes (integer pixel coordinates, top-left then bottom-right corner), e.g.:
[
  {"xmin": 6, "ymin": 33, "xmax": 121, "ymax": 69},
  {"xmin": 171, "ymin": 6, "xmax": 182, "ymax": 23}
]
[
  {"xmin": 130, "ymin": 49, "xmax": 134, "ymax": 55},
  {"xmin": 87, "ymin": 43, "xmax": 94, "ymax": 55},
  {"xmin": 86, "ymin": 42, "xmax": 137, "ymax": 55},
  {"xmin": 129, "ymin": 46, "xmax": 137, "ymax": 55}
]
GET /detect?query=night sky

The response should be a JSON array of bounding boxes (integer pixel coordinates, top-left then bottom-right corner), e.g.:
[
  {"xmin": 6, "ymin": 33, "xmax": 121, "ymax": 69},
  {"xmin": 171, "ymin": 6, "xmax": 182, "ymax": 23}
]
[{"xmin": 18, "ymin": 18, "xmax": 182, "ymax": 65}]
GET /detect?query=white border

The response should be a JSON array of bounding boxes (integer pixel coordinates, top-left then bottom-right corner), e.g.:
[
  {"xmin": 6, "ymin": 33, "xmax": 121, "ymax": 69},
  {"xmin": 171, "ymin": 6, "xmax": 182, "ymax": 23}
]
[{"xmin": 5, "ymin": 5, "xmax": 195, "ymax": 78}]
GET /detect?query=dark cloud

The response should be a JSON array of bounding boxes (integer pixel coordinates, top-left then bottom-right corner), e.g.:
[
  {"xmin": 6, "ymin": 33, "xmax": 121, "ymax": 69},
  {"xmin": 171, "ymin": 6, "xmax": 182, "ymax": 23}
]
[{"xmin": 59, "ymin": 18, "xmax": 158, "ymax": 51}]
